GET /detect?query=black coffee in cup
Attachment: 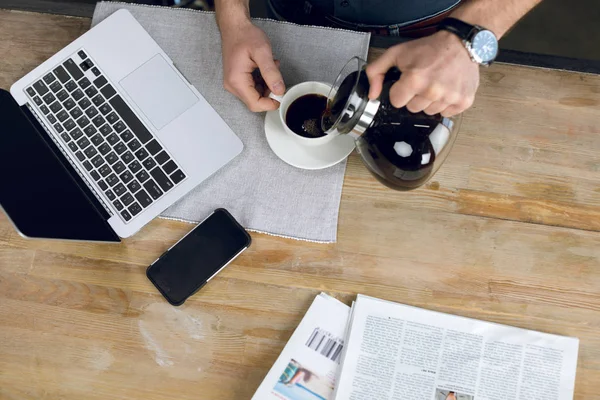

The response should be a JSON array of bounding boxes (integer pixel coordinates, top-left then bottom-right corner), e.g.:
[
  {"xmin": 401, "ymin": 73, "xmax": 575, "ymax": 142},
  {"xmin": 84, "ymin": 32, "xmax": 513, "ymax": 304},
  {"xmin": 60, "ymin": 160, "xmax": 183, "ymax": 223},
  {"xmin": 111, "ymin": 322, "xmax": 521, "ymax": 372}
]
[{"xmin": 285, "ymin": 94, "xmax": 327, "ymax": 138}]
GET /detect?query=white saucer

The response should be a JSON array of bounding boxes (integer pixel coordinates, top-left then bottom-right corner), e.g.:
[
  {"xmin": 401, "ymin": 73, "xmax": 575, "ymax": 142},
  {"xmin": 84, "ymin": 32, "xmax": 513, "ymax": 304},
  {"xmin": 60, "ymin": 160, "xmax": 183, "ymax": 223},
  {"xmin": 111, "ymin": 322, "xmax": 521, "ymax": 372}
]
[{"xmin": 264, "ymin": 110, "xmax": 356, "ymax": 170}]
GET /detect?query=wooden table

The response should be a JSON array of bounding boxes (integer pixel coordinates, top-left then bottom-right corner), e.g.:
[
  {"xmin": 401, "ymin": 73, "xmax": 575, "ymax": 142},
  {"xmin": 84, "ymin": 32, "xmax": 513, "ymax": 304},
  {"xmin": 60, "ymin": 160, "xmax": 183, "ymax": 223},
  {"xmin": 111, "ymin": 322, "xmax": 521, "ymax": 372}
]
[{"xmin": 1, "ymin": 9, "xmax": 599, "ymax": 400}]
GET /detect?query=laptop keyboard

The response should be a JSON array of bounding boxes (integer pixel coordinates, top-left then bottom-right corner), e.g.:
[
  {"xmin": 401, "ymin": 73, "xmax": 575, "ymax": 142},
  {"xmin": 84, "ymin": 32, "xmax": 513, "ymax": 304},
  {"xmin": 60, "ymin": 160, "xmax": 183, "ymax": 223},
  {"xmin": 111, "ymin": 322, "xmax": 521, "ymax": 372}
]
[{"xmin": 25, "ymin": 50, "xmax": 187, "ymax": 223}]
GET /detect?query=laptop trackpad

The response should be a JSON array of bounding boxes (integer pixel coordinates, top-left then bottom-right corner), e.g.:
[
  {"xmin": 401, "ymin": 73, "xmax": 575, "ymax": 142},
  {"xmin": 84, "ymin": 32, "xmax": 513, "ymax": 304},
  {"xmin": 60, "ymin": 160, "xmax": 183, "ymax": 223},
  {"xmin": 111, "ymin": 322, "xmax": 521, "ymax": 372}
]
[{"xmin": 120, "ymin": 54, "xmax": 198, "ymax": 130}]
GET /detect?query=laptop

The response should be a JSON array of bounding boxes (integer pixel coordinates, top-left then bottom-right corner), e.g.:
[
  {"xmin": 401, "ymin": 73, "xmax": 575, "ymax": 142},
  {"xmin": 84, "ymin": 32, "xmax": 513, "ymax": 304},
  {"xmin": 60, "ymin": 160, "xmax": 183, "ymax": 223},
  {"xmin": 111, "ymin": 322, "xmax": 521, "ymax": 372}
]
[{"xmin": 0, "ymin": 9, "xmax": 243, "ymax": 242}]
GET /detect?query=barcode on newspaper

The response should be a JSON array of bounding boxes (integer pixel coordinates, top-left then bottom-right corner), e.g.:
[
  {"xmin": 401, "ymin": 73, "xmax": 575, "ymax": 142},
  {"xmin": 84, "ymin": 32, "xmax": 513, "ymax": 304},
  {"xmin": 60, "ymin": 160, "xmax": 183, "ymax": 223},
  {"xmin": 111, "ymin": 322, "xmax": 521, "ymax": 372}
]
[{"xmin": 305, "ymin": 327, "xmax": 344, "ymax": 363}]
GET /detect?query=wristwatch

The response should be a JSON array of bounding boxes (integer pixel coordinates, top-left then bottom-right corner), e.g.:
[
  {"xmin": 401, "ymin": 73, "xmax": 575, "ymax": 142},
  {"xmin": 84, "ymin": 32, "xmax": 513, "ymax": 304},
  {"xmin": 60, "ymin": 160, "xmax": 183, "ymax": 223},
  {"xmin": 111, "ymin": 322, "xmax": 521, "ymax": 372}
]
[{"xmin": 437, "ymin": 17, "xmax": 499, "ymax": 66}]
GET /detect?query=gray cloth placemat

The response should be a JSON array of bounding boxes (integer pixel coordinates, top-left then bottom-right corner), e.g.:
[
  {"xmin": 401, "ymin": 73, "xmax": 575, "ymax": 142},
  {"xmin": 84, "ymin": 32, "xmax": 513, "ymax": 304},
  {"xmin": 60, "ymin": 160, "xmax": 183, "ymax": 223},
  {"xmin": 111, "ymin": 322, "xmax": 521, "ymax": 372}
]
[{"xmin": 92, "ymin": 2, "xmax": 370, "ymax": 242}]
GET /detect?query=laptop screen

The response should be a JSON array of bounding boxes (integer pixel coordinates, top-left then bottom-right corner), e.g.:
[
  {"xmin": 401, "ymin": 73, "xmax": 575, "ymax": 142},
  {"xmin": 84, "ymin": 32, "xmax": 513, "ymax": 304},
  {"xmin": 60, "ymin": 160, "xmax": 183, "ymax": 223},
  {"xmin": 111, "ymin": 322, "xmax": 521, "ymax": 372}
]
[{"xmin": 0, "ymin": 89, "xmax": 119, "ymax": 242}]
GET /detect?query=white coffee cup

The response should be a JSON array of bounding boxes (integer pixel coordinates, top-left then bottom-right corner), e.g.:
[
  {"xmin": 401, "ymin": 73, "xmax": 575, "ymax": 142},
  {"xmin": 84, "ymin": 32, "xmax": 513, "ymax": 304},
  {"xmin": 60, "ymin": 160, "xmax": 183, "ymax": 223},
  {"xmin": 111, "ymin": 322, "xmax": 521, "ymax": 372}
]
[{"xmin": 269, "ymin": 81, "xmax": 336, "ymax": 147}]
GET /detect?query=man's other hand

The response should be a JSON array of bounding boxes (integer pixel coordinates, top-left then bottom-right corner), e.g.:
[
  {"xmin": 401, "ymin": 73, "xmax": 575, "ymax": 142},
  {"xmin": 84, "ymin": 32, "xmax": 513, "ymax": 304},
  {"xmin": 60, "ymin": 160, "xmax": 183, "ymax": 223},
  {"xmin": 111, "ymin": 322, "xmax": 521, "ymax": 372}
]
[
  {"xmin": 366, "ymin": 31, "xmax": 479, "ymax": 117},
  {"xmin": 220, "ymin": 20, "xmax": 285, "ymax": 112}
]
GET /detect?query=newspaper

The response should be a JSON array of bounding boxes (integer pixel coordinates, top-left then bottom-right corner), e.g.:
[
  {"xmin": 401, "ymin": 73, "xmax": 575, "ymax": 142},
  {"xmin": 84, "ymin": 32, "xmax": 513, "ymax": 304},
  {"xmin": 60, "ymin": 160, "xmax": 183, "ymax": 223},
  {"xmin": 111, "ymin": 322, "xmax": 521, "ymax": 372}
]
[
  {"xmin": 253, "ymin": 294, "xmax": 579, "ymax": 400},
  {"xmin": 252, "ymin": 293, "xmax": 351, "ymax": 400},
  {"xmin": 334, "ymin": 295, "xmax": 579, "ymax": 400}
]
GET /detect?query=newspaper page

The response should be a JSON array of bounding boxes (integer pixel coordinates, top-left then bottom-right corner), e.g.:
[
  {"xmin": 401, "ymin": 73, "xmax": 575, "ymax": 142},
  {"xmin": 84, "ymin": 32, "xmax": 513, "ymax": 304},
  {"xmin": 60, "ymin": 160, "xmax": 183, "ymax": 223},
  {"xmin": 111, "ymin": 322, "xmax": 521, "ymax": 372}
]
[
  {"xmin": 334, "ymin": 295, "xmax": 579, "ymax": 400},
  {"xmin": 252, "ymin": 293, "xmax": 351, "ymax": 400}
]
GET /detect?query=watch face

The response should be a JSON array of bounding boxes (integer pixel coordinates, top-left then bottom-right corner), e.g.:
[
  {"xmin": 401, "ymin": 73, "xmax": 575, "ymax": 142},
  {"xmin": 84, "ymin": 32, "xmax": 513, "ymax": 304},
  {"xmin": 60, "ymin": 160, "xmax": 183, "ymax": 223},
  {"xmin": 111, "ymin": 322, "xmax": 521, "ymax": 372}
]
[{"xmin": 472, "ymin": 30, "xmax": 498, "ymax": 63}]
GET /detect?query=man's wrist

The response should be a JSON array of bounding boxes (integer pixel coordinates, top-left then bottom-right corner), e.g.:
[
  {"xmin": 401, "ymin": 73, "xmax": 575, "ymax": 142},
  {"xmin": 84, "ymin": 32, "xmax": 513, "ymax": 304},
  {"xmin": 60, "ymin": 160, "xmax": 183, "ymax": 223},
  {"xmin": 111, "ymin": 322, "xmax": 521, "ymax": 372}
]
[{"xmin": 215, "ymin": 0, "xmax": 251, "ymax": 31}]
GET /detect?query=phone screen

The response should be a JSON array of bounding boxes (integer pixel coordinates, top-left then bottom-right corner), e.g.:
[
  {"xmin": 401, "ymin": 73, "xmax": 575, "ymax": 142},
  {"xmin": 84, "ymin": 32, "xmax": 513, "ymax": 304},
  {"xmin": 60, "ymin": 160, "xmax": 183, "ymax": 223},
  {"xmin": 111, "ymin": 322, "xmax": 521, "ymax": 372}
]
[{"xmin": 147, "ymin": 209, "xmax": 250, "ymax": 305}]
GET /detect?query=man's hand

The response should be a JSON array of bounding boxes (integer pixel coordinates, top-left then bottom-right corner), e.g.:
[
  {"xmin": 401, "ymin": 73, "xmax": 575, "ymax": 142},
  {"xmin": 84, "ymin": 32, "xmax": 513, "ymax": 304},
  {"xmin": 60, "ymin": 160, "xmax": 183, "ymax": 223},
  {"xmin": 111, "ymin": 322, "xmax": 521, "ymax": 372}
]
[
  {"xmin": 366, "ymin": 31, "xmax": 479, "ymax": 117},
  {"xmin": 220, "ymin": 19, "xmax": 285, "ymax": 112}
]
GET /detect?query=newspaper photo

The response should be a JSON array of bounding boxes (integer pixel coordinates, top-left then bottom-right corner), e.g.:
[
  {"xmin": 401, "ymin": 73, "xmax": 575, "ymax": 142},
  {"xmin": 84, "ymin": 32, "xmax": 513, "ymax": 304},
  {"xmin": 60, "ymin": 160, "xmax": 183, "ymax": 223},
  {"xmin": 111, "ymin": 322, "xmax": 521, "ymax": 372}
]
[
  {"xmin": 334, "ymin": 295, "xmax": 579, "ymax": 400},
  {"xmin": 252, "ymin": 293, "xmax": 351, "ymax": 400}
]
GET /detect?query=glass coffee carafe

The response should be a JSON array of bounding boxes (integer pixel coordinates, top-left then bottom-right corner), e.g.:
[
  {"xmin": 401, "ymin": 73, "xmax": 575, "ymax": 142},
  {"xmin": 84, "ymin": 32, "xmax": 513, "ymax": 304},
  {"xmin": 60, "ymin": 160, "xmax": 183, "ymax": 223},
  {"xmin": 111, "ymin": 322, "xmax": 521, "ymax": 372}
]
[{"xmin": 322, "ymin": 57, "xmax": 461, "ymax": 190}]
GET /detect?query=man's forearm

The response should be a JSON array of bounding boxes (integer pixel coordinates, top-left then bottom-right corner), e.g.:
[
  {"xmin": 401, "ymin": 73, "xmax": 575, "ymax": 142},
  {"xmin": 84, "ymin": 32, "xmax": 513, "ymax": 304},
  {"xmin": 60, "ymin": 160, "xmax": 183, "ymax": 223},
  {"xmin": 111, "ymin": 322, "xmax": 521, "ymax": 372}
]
[
  {"xmin": 215, "ymin": 0, "xmax": 251, "ymax": 29},
  {"xmin": 451, "ymin": 0, "xmax": 543, "ymax": 38}
]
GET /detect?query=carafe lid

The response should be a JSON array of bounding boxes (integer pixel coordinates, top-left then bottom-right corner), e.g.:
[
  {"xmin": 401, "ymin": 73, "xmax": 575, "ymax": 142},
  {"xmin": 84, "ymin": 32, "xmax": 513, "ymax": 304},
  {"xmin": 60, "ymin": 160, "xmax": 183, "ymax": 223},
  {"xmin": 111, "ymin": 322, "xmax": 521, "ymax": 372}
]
[{"xmin": 322, "ymin": 57, "xmax": 380, "ymax": 138}]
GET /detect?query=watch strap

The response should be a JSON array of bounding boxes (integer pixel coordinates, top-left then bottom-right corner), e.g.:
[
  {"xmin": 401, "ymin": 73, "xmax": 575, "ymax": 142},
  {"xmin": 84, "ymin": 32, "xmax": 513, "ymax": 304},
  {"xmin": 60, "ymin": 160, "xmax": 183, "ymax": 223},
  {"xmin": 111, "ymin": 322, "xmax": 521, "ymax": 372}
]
[{"xmin": 437, "ymin": 17, "xmax": 476, "ymax": 40}]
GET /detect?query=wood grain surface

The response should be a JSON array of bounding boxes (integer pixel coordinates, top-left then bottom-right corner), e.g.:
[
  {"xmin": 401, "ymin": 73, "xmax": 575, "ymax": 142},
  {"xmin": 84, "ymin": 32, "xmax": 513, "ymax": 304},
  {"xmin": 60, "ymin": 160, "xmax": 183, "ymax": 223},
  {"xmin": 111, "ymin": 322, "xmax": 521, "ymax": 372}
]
[{"xmin": 0, "ymin": 9, "xmax": 599, "ymax": 400}]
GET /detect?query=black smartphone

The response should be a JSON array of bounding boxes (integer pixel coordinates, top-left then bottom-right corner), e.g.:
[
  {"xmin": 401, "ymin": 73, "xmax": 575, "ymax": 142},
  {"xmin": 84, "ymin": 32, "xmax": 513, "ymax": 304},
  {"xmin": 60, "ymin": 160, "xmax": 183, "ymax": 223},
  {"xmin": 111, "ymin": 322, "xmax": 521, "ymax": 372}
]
[{"xmin": 146, "ymin": 208, "xmax": 251, "ymax": 306}]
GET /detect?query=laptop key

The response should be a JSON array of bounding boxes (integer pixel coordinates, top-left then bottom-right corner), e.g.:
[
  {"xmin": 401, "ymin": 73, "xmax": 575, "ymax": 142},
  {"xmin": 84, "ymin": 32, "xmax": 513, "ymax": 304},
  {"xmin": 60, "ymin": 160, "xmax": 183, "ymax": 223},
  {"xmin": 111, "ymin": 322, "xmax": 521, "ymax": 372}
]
[
  {"xmin": 113, "ymin": 199, "xmax": 124, "ymax": 211},
  {"xmin": 63, "ymin": 119, "xmax": 76, "ymax": 131},
  {"xmin": 76, "ymin": 116, "xmax": 90, "ymax": 129},
  {"xmin": 64, "ymin": 98, "xmax": 76, "ymax": 110},
  {"xmin": 105, "ymin": 190, "xmax": 116, "ymax": 201},
  {"xmin": 92, "ymin": 94, "xmax": 104, "ymax": 107},
  {"xmin": 109, "ymin": 95, "xmax": 152, "ymax": 144},
  {"xmin": 40, "ymin": 105, "xmax": 50, "ymax": 115},
  {"xmin": 121, "ymin": 151, "xmax": 134, "ymax": 164},
  {"xmin": 43, "ymin": 93, "xmax": 56, "ymax": 105},
  {"xmin": 107, "ymin": 133, "xmax": 119, "ymax": 146},
  {"xmin": 134, "ymin": 190, "xmax": 152, "ymax": 208},
  {"xmin": 106, "ymin": 152, "xmax": 118, "ymax": 165},
  {"xmin": 120, "ymin": 171, "xmax": 133, "ymax": 184},
  {"xmin": 99, "ymin": 124, "xmax": 113, "ymax": 136},
  {"xmin": 85, "ymin": 86, "xmax": 98, "ymax": 98},
  {"xmin": 99, "ymin": 143, "xmax": 111, "ymax": 155},
  {"xmin": 92, "ymin": 67, "xmax": 101, "ymax": 77},
  {"xmin": 72, "ymin": 89, "xmax": 84, "ymax": 102},
  {"xmin": 84, "ymin": 125, "xmax": 97, "ymax": 137},
  {"xmin": 163, "ymin": 160, "xmax": 177, "ymax": 175},
  {"xmin": 80, "ymin": 61, "xmax": 91, "ymax": 72},
  {"xmin": 78, "ymin": 77, "xmax": 91, "ymax": 90},
  {"xmin": 56, "ymin": 89, "xmax": 68, "ymax": 102},
  {"xmin": 99, "ymin": 164, "xmax": 112, "ymax": 177},
  {"xmin": 99, "ymin": 103, "xmax": 112, "ymax": 116},
  {"xmin": 114, "ymin": 142, "xmax": 127, "ymax": 155},
  {"xmin": 65, "ymin": 80, "xmax": 77, "ymax": 92},
  {"xmin": 135, "ymin": 148, "xmax": 149, "ymax": 161},
  {"xmin": 120, "ymin": 130, "xmax": 134, "ymax": 142},
  {"xmin": 136, "ymin": 170, "xmax": 150, "ymax": 183},
  {"xmin": 121, "ymin": 209, "xmax": 132, "ymax": 221},
  {"xmin": 68, "ymin": 142, "xmax": 78, "ymax": 152},
  {"xmin": 91, "ymin": 134, "xmax": 103, "ymax": 147},
  {"xmin": 77, "ymin": 136, "xmax": 90, "ymax": 149},
  {"xmin": 143, "ymin": 180, "xmax": 163, "ymax": 200},
  {"xmin": 127, "ymin": 139, "xmax": 141, "ymax": 152},
  {"xmin": 171, "ymin": 170, "xmax": 186, "ymax": 184},
  {"xmin": 92, "ymin": 115, "xmax": 105, "ymax": 128},
  {"xmin": 33, "ymin": 96, "xmax": 43, "ymax": 106},
  {"xmin": 84, "ymin": 146, "xmax": 97, "ymax": 158},
  {"xmin": 54, "ymin": 123, "xmax": 64, "ymax": 133},
  {"xmin": 77, "ymin": 50, "xmax": 87, "ymax": 60},
  {"xmin": 128, "ymin": 180, "xmax": 141, "ymax": 194},
  {"xmin": 128, "ymin": 202, "xmax": 142, "ymax": 216},
  {"xmin": 85, "ymin": 106, "xmax": 98, "ymax": 118},
  {"xmin": 70, "ymin": 107, "xmax": 83, "ymax": 119},
  {"xmin": 114, "ymin": 183, "xmax": 127, "ymax": 197},
  {"xmin": 50, "ymin": 101, "xmax": 62, "ymax": 114},
  {"xmin": 106, "ymin": 112, "xmax": 118, "ymax": 125},
  {"xmin": 100, "ymin": 84, "xmax": 116, "ymax": 99},
  {"xmin": 53, "ymin": 66, "xmax": 70, "ymax": 83},
  {"xmin": 63, "ymin": 59, "xmax": 84, "ymax": 80},
  {"xmin": 57, "ymin": 110, "xmax": 69, "ymax": 122},
  {"xmin": 90, "ymin": 170, "xmax": 101, "ymax": 181},
  {"xmin": 49, "ymin": 81, "xmax": 62, "ymax": 93},
  {"xmin": 75, "ymin": 151, "xmax": 85, "ymax": 161},
  {"xmin": 43, "ymin": 73, "xmax": 56, "ymax": 85},
  {"xmin": 106, "ymin": 173, "xmax": 119, "ymax": 187},
  {"xmin": 121, "ymin": 193, "xmax": 134, "ymax": 207},
  {"xmin": 112, "ymin": 161, "xmax": 126, "ymax": 174},
  {"xmin": 129, "ymin": 161, "xmax": 142, "ymax": 174},
  {"xmin": 150, "ymin": 167, "xmax": 174, "ymax": 192},
  {"xmin": 60, "ymin": 132, "xmax": 71, "ymax": 143},
  {"xmin": 91, "ymin": 154, "xmax": 104, "ymax": 168},
  {"xmin": 26, "ymin": 87, "xmax": 36, "ymax": 97},
  {"xmin": 33, "ymin": 80, "xmax": 49, "ymax": 96},
  {"xmin": 114, "ymin": 121, "xmax": 126, "ymax": 133},
  {"xmin": 79, "ymin": 97, "xmax": 92, "ymax": 110},
  {"xmin": 48, "ymin": 114, "xmax": 57, "ymax": 124},
  {"xmin": 83, "ymin": 161, "xmax": 93, "ymax": 171},
  {"xmin": 70, "ymin": 128, "xmax": 83, "ymax": 141},
  {"xmin": 155, "ymin": 151, "xmax": 170, "ymax": 165},
  {"xmin": 145, "ymin": 140, "xmax": 162, "ymax": 155},
  {"xmin": 142, "ymin": 157, "xmax": 156, "ymax": 170},
  {"xmin": 98, "ymin": 180, "xmax": 108, "ymax": 191},
  {"xmin": 93, "ymin": 76, "xmax": 108, "ymax": 88}
]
